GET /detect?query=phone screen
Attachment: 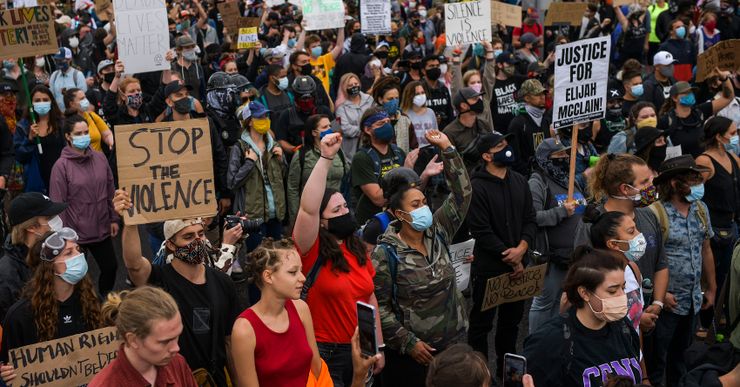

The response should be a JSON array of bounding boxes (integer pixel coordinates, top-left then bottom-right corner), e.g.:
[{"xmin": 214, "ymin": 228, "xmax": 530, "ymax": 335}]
[
  {"xmin": 502, "ymin": 354, "xmax": 527, "ymax": 387},
  {"xmin": 356, "ymin": 302, "xmax": 377, "ymax": 357}
]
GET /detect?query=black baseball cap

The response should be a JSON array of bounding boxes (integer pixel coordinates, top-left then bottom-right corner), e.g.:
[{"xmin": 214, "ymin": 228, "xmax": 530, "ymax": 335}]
[
  {"xmin": 452, "ymin": 87, "xmax": 484, "ymax": 108},
  {"xmin": 477, "ymin": 133, "xmax": 511, "ymax": 157},
  {"xmin": 8, "ymin": 193, "xmax": 67, "ymax": 227},
  {"xmin": 164, "ymin": 81, "xmax": 191, "ymax": 98}
]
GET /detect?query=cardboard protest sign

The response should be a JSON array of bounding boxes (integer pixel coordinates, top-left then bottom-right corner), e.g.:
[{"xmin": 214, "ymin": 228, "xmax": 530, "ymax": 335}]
[
  {"xmin": 552, "ymin": 36, "xmax": 611, "ymax": 129},
  {"xmin": 95, "ymin": 0, "xmax": 112, "ymax": 21},
  {"xmin": 218, "ymin": 1, "xmax": 240, "ymax": 33},
  {"xmin": 115, "ymin": 119, "xmax": 218, "ymax": 225},
  {"xmin": 481, "ymin": 264, "xmax": 548, "ymax": 311},
  {"xmin": 236, "ymin": 17, "xmax": 260, "ymax": 49},
  {"xmin": 544, "ymin": 2, "xmax": 588, "ymax": 26},
  {"xmin": 8, "ymin": 327, "xmax": 120, "ymax": 387},
  {"xmin": 303, "ymin": 0, "xmax": 344, "ymax": 31},
  {"xmin": 445, "ymin": 1, "xmax": 491, "ymax": 46},
  {"xmin": 361, "ymin": 0, "xmax": 391, "ymax": 35},
  {"xmin": 114, "ymin": 0, "xmax": 169, "ymax": 74},
  {"xmin": 491, "ymin": 1, "xmax": 522, "ymax": 28},
  {"xmin": 0, "ymin": 6, "xmax": 58, "ymax": 61},
  {"xmin": 696, "ymin": 39, "xmax": 739, "ymax": 82},
  {"xmin": 450, "ymin": 239, "xmax": 474, "ymax": 290}
]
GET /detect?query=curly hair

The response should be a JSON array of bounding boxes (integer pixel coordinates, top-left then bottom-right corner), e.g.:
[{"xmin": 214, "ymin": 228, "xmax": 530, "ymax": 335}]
[
  {"xmin": 245, "ymin": 238, "xmax": 298, "ymax": 289},
  {"xmin": 24, "ymin": 232, "xmax": 102, "ymax": 341},
  {"xmin": 588, "ymin": 153, "xmax": 646, "ymax": 201}
]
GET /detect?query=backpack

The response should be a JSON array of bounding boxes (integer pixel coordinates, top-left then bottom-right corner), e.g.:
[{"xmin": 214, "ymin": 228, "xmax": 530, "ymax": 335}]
[
  {"xmin": 362, "ymin": 145, "xmax": 405, "ymax": 180},
  {"xmin": 648, "ymin": 200, "xmax": 708, "ymax": 243},
  {"xmin": 376, "ymin": 230, "xmax": 450, "ymax": 324}
]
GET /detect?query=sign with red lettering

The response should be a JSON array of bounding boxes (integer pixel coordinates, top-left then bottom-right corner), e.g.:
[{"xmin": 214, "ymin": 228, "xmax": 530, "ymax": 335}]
[
  {"xmin": 115, "ymin": 119, "xmax": 217, "ymax": 225},
  {"xmin": 8, "ymin": 327, "xmax": 120, "ymax": 387},
  {"xmin": 481, "ymin": 264, "xmax": 548, "ymax": 311},
  {"xmin": 0, "ymin": 5, "xmax": 58, "ymax": 61}
]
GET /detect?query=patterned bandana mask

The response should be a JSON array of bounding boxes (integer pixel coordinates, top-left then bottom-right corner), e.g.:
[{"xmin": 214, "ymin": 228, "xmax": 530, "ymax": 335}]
[
  {"xmin": 173, "ymin": 238, "xmax": 210, "ymax": 265},
  {"xmin": 630, "ymin": 184, "xmax": 658, "ymax": 207}
]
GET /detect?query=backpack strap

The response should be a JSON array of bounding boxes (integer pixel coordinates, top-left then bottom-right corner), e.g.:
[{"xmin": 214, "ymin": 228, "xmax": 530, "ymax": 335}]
[
  {"xmin": 362, "ymin": 147, "xmax": 383, "ymax": 179},
  {"xmin": 648, "ymin": 201, "xmax": 670, "ymax": 243},
  {"xmin": 378, "ymin": 242, "xmax": 403, "ymax": 323},
  {"xmin": 695, "ymin": 202, "xmax": 709, "ymax": 233},
  {"xmin": 374, "ymin": 211, "xmax": 392, "ymax": 233},
  {"xmin": 300, "ymin": 254, "xmax": 325, "ymax": 301}
]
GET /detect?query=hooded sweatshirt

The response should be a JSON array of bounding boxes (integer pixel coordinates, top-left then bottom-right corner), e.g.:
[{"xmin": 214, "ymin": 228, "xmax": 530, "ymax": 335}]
[
  {"xmin": 468, "ymin": 164, "xmax": 537, "ymax": 274},
  {"xmin": 49, "ymin": 146, "xmax": 119, "ymax": 244}
]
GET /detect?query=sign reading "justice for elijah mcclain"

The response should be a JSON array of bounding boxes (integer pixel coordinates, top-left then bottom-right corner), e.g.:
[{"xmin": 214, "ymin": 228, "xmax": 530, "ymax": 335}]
[{"xmin": 552, "ymin": 36, "xmax": 611, "ymax": 129}]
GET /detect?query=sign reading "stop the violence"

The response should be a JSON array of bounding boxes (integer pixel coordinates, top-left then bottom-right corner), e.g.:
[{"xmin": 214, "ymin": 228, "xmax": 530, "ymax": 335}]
[{"xmin": 552, "ymin": 36, "xmax": 611, "ymax": 129}]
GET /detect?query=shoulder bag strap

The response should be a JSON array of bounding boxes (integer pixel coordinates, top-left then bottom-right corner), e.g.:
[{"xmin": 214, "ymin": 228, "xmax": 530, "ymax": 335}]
[{"xmin": 300, "ymin": 254, "xmax": 325, "ymax": 301}]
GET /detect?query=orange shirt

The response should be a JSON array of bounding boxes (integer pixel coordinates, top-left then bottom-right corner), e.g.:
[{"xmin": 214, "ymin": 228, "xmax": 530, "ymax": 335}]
[{"xmin": 297, "ymin": 236, "xmax": 376, "ymax": 343}]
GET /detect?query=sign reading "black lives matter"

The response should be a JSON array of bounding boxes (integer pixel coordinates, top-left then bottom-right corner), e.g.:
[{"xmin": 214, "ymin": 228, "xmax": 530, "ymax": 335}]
[{"xmin": 552, "ymin": 36, "xmax": 611, "ymax": 129}]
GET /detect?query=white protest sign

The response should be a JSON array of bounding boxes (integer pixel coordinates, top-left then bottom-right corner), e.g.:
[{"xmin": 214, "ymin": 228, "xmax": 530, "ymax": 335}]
[
  {"xmin": 303, "ymin": 0, "xmax": 344, "ymax": 31},
  {"xmin": 450, "ymin": 239, "xmax": 475, "ymax": 290},
  {"xmin": 361, "ymin": 0, "xmax": 391, "ymax": 35},
  {"xmin": 114, "ymin": 0, "xmax": 169, "ymax": 74},
  {"xmin": 552, "ymin": 36, "xmax": 611, "ymax": 129},
  {"xmin": 445, "ymin": 1, "xmax": 491, "ymax": 46},
  {"xmin": 266, "ymin": 0, "xmax": 284, "ymax": 6},
  {"xmin": 665, "ymin": 145, "xmax": 682, "ymax": 160}
]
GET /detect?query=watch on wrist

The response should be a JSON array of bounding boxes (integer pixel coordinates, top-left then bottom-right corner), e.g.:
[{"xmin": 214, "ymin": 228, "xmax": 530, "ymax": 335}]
[
  {"xmin": 652, "ymin": 300, "xmax": 664, "ymax": 310},
  {"xmin": 443, "ymin": 145, "xmax": 456, "ymax": 154}
]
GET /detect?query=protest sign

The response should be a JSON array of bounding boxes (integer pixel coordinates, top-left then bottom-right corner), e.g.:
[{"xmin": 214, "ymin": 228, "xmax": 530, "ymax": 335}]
[
  {"xmin": 115, "ymin": 119, "xmax": 218, "ymax": 225},
  {"xmin": 491, "ymin": 1, "xmax": 522, "ymax": 28},
  {"xmin": 8, "ymin": 327, "xmax": 120, "ymax": 387},
  {"xmin": 450, "ymin": 239, "xmax": 474, "ymax": 290},
  {"xmin": 114, "ymin": 0, "xmax": 169, "ymax": 74},
  {"xmin": 0, "ymin": 6, "xmax": 58, "ymax": 61},
  {"xmin": 218, "ymin": 1, "xmax": 240, "ymax": 33},
  {"xmin": 95, "ymin": 0, "xmax": 112, "ymax": 21},
  {"xmin": 266, "ymin": 0, "xmax": 284, "ymax": 6},
  {"xmin": 361, "ymin": 0, "xmax": 391, "ymax": 35},
  {"xmin": 445, "ymin": 1, "xmax": 491, "ymax": 46},
  {"xmin": 303, "ymin": 0, "xmax": 344, "ymax": 31},
  {"xmin": 236, "ymin": 18, "xmax": 259, "ymax": 49},
  {"xmin": 481, "ymin": 264, "xmax": 548, "ymax": 311},
  {"xmin": 552, "ymin": 36, "xmax": 611, "ymax": 129},
  {"xmin": 696, "ymin": 39, "xmax": 739, "ymax": 82},
  {"xmin": 544, "ymin": 2, "xmax": 588, "ymax": 26}
]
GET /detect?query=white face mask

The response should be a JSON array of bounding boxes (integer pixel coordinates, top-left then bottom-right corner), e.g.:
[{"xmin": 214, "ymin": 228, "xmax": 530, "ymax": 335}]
[
  {"xmin": 439, "ymin": 63, "xmax": 448, "ymax": 75},
  {"xmin": 68, "ymin": 37, "xmax": 79, "ymax": 48},
  {"xmin": 35, "ymin": 57, "xmax": 46, "ymax": 68},
  {"xmin": 47, "ymin": 215, "xmax": 64, "ymax": 233}
]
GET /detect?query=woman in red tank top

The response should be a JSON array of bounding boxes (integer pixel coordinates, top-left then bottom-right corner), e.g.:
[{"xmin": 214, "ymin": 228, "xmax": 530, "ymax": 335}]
[{"xmin": 230, "ymin": 238, "xmax": 322, "ymax": 387}]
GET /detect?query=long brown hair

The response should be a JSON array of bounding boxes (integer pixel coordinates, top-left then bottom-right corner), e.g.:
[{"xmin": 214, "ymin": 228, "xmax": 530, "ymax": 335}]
[
  {"xmin": 26, "ymin": 85, "xmax": 63, "ymax": 134},
  {"xmin": 24, "ymin": 232, "xmax": 102, "ymax": 341},
  {"xmin": 319, "ymin": 189, "xmax": 367, "ymax": 273},
  {"xmin": 400, "ymin": 80, "xmax": 427, "ymax": 112}
]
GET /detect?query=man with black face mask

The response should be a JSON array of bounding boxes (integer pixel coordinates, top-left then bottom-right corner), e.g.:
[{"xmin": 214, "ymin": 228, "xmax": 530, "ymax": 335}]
[
  {"xmin": 592, "ymin": 87, "xmax": 628, "ymax": 153},
  {"xmin": 443, "ymin": 87, "xmax": 491, "ymax": 172},
  {"xmin": 490, "ymin": 52, "xmax": 527, "ymax": 134},
  {"xmin": 86, "ymin": 60, "xmax": 115, "ymax": 119},
  {"xmin": 116, "ymin": 201, "xmax": 239, "ymax": 387},
  {"xmin": 422, "ymin": 55, "xmax": 454, "ymax": 128},
  {"xmin": 467, "ymin": 132, "xmax": 537, "ymax": 377},
  {"xmin": 398, "ymin": 50, "xmax": 423, "ymax": 90},
  {"xmin": 276, "ymin": 76, "xmax": 333, "ymax": 160},
  {"xmin": 504, "ymin": 79, "xmax": 551, "ymax": 177},
  {"xmin": 556, "ymin": 122, "xmax": 599, "ymax": 192},
  {"xmin": 287, "ymin": 50, "xmax": 331, "ymax": 109}
]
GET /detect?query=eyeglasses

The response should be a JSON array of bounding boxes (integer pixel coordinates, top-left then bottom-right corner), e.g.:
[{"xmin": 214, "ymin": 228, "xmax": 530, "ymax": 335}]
[{"xmin": 40, "ymin": 227, "xmax": 79, "ymax": 261}]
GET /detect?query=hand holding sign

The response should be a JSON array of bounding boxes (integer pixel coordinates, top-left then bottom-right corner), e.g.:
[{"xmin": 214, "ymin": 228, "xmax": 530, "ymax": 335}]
[{"xmin": 1, "ymin": 364, "xmax": 16, "ymax": 384}]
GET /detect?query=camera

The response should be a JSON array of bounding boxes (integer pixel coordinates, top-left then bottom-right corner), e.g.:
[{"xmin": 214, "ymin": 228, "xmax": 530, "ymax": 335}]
[{"xmin": 225, "ymin": 216, "xmax": 264, "ymax": 233}]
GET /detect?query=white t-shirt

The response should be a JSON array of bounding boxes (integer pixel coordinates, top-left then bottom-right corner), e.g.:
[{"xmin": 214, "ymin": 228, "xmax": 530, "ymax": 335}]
[{"xmin": 404, "ymin": 108, "xmax": 438, "ymax": 147}]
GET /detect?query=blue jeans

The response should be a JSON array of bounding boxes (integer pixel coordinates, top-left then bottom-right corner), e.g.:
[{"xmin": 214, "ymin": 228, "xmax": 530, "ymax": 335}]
[
  {"xmin": 317, "ymin": 342, "xmax": 353, "ymax": 387},
  {"xmin": 242, "ymin": 218, "xmax": 283, "ymax": 305},
  {"xmin": 528, "ymin": 264, "xmax": 567, "ymax": 334},
  {"xmin": 646, "ymin": 309, "xmax": 697, "ymax": 386}
]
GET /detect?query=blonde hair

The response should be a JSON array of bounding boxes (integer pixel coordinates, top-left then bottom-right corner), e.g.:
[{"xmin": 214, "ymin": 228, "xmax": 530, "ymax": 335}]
[
  {"xmin": 118, "ymin": 78, "xmax": 141, "ymax": 104},
  {"xmin": 11, "ymin": 217, "xmax": 38, "ymax": 245},
  {"xmin": 462, "ymin": 70, "xmax": 481, "ymax": 86},
  {"xmin": 102, "ymin": 286, "xmax": 179, "ymax": 340}
]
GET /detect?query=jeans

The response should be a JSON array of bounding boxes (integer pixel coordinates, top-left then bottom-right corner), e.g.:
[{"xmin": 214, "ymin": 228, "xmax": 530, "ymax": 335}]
[
  {"xmin": 528, "ymin": 264, "xmax": 567, "ymax": 334},
  {"xmin": 468, "ymin": 272, "xmax": 525, "ymax": 374},
  {"xmin": 646, "ymin": 309, "xmax": 697, "ymax": 387},
  {"xmin": 242, "ymin": 218, "xmax": 283, "ymax": 305},
  {"xmin": 81, "ymin": 237, "xmax": 118, "ymax": 296},
  {"xmin": 317, "ymin": 342, "xmax": 352, "ymax": 387}
]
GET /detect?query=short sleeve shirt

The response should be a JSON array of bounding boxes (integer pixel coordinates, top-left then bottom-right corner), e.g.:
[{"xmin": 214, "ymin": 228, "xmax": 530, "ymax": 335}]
[{"xmin": 310, "ymin": 53, "xmax": 335, "ymax": 94}]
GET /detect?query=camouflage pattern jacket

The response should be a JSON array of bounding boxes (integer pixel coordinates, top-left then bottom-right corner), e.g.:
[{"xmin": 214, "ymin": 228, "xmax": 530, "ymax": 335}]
[{"xmin": 371, "ymin": 149, "xmax": 472, "ymax": 354}]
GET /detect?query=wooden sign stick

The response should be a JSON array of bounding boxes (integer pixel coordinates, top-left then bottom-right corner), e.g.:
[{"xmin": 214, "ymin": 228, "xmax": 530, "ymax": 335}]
[{"xmin": 566, "ymin": 124, "xmax": 579, "ymax": 202}]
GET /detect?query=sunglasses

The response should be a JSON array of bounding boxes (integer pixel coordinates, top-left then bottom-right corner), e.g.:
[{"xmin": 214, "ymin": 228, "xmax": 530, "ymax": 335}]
[{"xmin": 40, "ymin": 228, "xmax": 79, "ymax": 261}]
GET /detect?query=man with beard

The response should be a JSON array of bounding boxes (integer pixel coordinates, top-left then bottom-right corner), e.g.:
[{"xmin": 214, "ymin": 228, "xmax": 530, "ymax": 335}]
[
  {"xmin": 504, "ymin": 79, "xmax": 550, "ymax": 177},
  {"xmin": 116, "ymin": 194, "xmax": 239, "ymax": 387},
  {"xmin": 422, "ymin": 55, "xmax": 454, "ymax": 129},
  {"xmin": 276, "ymin": 76, "xmax": 333, "ymax": 160}
]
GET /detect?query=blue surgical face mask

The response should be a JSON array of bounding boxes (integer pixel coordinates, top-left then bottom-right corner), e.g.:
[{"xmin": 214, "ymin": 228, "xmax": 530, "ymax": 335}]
[
  {"xmin": 57, "ymin": 253, "xmax": 88, "ymax": 285},
  {"xmin": 373, "ymin": 122, "xmax": 395, "ymax": 142},
  {"xmin": 33, "ymin": 101, "xmax": 52, "ymax": 116},
  {"xmin": 79, "ymin": 98, "xmax": 90, "ymax": 111},
  {"xmin": 319, "ymin": 128, "xmax": 333, "ymax": 139},
  {"xmin": 631, "ymin": 84, "xmax": 644, "ymax": 97},
  {"xmin": 675, "ymin": 26, "xmax": 686, "ymax": 39},
  {"xmin": 71, "ymin": 134, "xmax": 91, "ymax": 150},
  {"xmin": 383, "ymin": 98, "xmax": 399, "ymax": 115},
  {"xmin": 612, "ymin": 233, "xmax": 647, "ymax": 262},
  {"xmin": 473, "ymin": 43, "xmax": 484, "ymax": 57},
  {"xmin": 277, "ymin": 77, "xmax": 289, "ymax": 90},
  {"xmin": 288, "ymin": 38, "xmax": 297, "ymax": 48},
  {"xmin": 493, "ymin": 49, "xmax": 503, "ymax": 58},
  {"xmin": 686, "ymin": 183, "xmax": 705, "ymax": 202},
  {"xmin": 311, "ymin": 46, "xmax": 323, "ymax": 58},
  {"xmin": 724, "ymin": 135, "xmax": 739, "ymax": 151},
  {"xmin": 401, "ymin": 205, "xmax": 433, "ymax": 231},
  {"xmin": 679, "ymin": 92, "xmax": 696, "ymax": 106}
]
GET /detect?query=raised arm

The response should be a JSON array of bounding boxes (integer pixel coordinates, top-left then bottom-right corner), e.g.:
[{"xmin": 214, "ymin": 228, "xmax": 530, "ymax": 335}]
[
  {"xmin": 330, "ymin": 28, "xmax": 345, "ymax": 61},
  {"xmin": 113, "ymin": 189, "xmax": 152, "ymax": 287},
  {"xmin": 711, "ymin": 69, "xmax": 736, "ymax": 114},
  {"xmin": 293, "ymin": 133, "xmax": 343, "ymax": 253},
  {"xmin": 613, "ymin": 4, "xmax": 629, "ymax": 30}
]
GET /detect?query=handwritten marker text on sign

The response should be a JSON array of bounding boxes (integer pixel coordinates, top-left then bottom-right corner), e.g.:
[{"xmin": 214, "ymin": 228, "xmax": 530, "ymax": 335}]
[{"xmin": 445, "ymin": 1, "xmax": 491, "ymax": 46}]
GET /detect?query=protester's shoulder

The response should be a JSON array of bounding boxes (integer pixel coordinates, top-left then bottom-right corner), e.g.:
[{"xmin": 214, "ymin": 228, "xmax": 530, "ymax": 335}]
[
  {"xmin": 4, "ymin": 297, "xmax": 32, "ymax": 325},
  {"xmin": 524, "ymin": 314, "xmax": 568, "ymax": 352},
  {"xmin": 635, "ymin": 206, "xmax": 660, "ymax": 227},
  {"xmin": 207, "ymin": 265, "xmax": 236, "ymax": 291}
]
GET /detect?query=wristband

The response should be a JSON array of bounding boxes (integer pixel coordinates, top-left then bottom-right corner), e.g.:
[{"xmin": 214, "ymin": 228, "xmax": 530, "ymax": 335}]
[
  {"xmin": 652, "ymin": 300, "xmax": 664, "ymax": 310},
  {"xmin": 320, "ymin": 155, "xmax": 334, "ymax": 161}
]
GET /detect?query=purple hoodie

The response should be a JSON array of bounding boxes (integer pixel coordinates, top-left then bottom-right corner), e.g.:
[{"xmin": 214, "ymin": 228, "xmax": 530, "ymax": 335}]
[{"xmin": 49, "ymin": 146, "xmax": 119, "ymax": 244}]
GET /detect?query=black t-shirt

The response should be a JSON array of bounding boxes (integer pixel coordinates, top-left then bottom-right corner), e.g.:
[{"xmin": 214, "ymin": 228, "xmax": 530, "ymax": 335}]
[
  {"xmin": 659, "ymin": 101, "xmax": 714, "ymax": 158},
  {"xmin": 0, "ymin": 292, "xmax": 91, "ymax": 363},
  {"xmin": 523, "ymin": 311, "xmax": 642, "ymax": 387},
  {"xmin": 490, "ymin": 75, "xmax": 526, "ymax": 132},
  {"xmin": 148, "ymin": 264, "xmax": 239, "ymax": 386}
]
